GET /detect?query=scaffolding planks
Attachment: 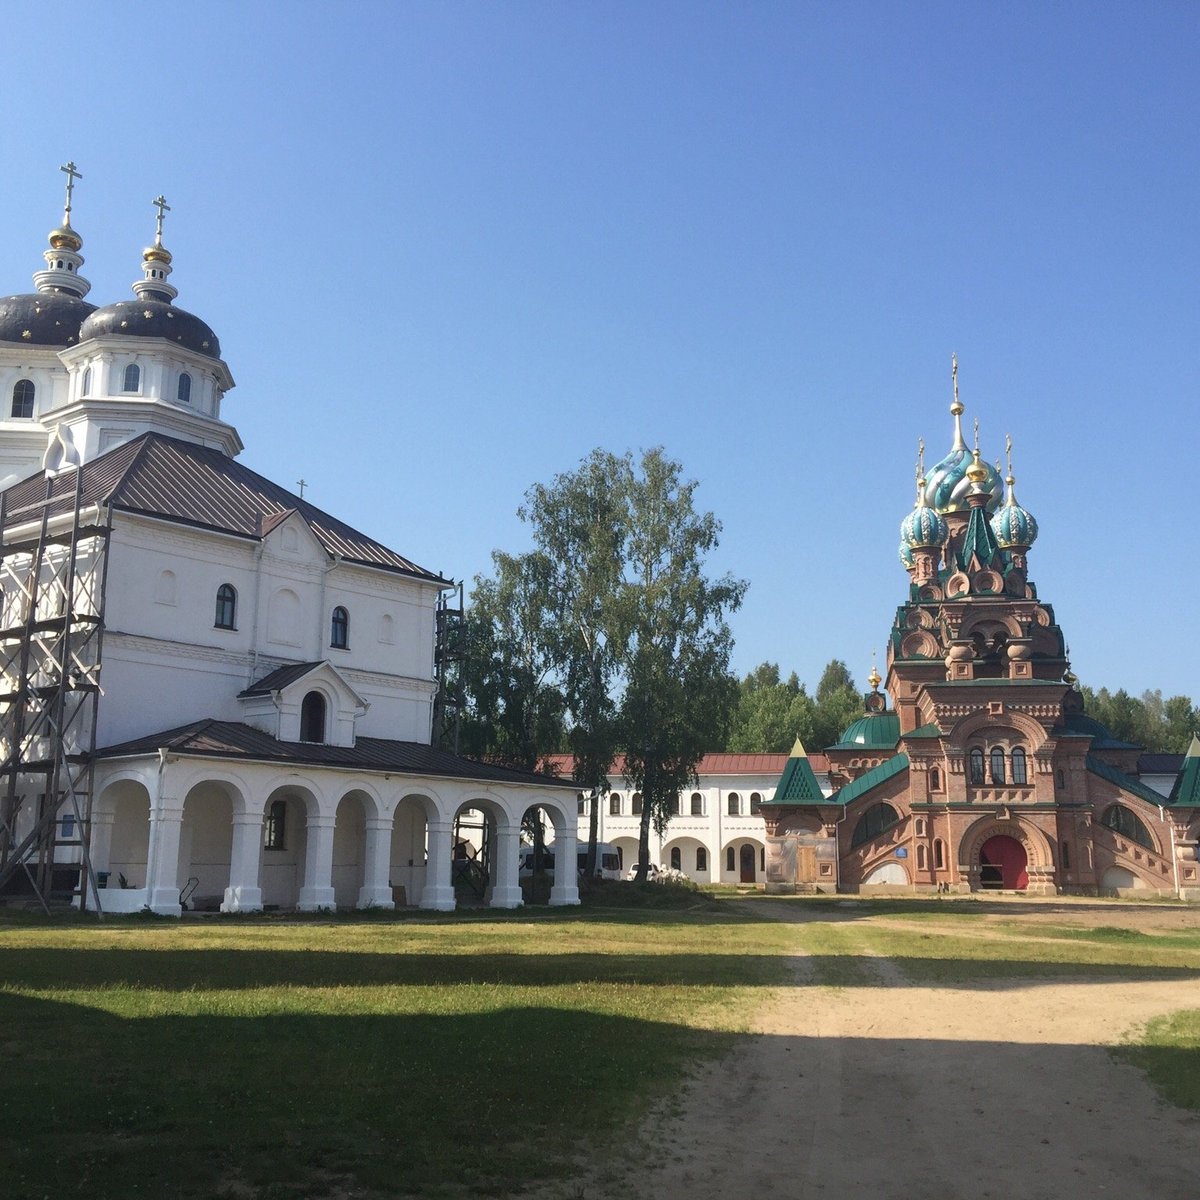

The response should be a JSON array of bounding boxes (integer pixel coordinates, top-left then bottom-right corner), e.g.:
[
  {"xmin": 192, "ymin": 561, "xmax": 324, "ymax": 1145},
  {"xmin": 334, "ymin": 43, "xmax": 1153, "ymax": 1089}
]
[{"xmin": 0, "ymin": 469, "xmax": 111, "ymax": 913}]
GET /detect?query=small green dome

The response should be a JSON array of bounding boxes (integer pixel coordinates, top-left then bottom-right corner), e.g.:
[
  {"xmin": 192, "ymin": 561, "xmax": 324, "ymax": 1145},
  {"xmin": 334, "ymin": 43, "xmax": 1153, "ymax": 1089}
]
[{"xmin": 834, "ymin": 711, "xmax": 901, "ymax": 749}]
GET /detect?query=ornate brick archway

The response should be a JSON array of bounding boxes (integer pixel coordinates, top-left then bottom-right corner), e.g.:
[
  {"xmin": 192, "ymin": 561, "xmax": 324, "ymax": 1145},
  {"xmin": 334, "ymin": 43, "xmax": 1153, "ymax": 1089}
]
[{"xmin": 959, "ymin": 815, "xmax": 1056, "ymax": 894}]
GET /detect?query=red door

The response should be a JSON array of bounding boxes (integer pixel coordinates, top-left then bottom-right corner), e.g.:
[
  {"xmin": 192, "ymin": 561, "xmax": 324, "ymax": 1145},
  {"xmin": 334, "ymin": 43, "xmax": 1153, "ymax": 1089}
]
[{"xmin": 979, "ymin": 835, "xmax": 1028, "ymax": 890}]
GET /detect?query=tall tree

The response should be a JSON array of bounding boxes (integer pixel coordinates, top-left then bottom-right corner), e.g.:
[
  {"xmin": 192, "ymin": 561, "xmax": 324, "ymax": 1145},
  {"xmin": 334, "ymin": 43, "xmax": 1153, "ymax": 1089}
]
[
  {"xmin": 726, "ymin": 662, "xmax": 817, "ymax": 752},
  {"xmin": 615, "ymin": 449, "xmax": 747, "ymax": 880},
  {"xmin": 811, "ymin": 659, "xmax": 861, "ymax": 750},
  {"xmin": 459, "ymin": 550, "xmax": 565, "ymax": 770},
  {"xmin": 520, "ymin": 449, "xmax": 631, "ymax": 872}
]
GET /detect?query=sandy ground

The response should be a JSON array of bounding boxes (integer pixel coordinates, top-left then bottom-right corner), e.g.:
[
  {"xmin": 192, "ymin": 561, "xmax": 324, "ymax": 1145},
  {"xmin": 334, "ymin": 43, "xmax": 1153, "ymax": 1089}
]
[{"xmin": 556, "ymin": 900, "xmax": 1200, "ymax": 1200}]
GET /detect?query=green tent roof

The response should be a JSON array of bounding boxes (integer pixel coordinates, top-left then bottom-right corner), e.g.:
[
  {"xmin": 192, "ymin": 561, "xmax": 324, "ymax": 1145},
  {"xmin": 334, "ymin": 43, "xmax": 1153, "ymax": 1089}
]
[
  {"xmin": 764, "ymin": 737, "xmax": 826, "ymax": 805},
  {"xmin": 1168, "ymin": 735, "xmax": 1200, "ymax": 806},
  {"xmin": 829, "ymin": 753, "xmax": 910, "ymax": 808}
]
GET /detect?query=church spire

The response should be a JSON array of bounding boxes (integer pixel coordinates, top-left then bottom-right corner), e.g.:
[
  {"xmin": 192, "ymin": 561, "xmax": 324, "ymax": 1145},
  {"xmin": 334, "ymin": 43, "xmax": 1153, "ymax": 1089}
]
[
  {"xmin": 132, "ymin": 194, "xmax": 179, "ymax": 304},
  {"xmin": 32, "ymin": 162, "xmax": 91, "ymax": 299},
  {"xmin": 950, "ymin": 352, "xmax": 966, "ymax": 450}
]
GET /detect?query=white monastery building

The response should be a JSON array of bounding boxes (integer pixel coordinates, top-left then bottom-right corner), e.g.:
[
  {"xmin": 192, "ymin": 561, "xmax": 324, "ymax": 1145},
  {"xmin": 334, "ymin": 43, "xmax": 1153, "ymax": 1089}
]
[{"xmin": 0, "ymin": 168, "xmax": 579, "ymax": 915}]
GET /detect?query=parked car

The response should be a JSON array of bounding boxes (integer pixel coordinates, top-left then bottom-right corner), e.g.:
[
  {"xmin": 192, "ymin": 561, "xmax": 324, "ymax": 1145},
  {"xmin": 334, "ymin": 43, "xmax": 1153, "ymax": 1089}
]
[{"xmin": 626, "ymin": 862, "xmax": 661, "ymax": 882}]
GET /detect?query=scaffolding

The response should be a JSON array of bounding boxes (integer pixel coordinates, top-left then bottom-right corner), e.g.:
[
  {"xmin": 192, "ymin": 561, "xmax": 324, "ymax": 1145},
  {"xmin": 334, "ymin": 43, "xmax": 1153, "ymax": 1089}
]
[
  {"xmin": 0, "ymin": 471, "xmax": 110, "ymax": 914},
  {"xmin": 432, "ymin": 580, "xmax": 464, "ymax": 753}
]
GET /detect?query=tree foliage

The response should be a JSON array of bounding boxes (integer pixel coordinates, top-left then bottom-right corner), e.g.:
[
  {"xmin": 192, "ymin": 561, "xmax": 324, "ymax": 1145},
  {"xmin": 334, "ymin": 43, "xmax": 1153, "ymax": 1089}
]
[
  {"xmin": 1079, "ymin": 686, "xmax": 1199, "ymax": 753},
  {"xmin": 725, "ymin": 660, "xmax": 861, "ymax": 753}
]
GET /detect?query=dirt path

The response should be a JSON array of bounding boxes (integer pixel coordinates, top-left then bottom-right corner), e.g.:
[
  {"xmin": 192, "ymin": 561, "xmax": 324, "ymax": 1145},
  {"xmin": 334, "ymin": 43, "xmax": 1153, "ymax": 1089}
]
[{"xmin": 569, "ymin": 902, "xmax": 1200, "ymax": 1200}]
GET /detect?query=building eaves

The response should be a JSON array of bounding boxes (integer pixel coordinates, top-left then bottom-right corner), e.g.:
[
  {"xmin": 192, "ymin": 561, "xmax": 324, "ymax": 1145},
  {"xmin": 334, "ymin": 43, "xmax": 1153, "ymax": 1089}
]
[
  {"xmin": 829, "ymin": 753, "xmax": 910, "ymax": 808},
  {"xmin": 1085, "ymin": 755, "xmax": 1172, "ymax": 808}
]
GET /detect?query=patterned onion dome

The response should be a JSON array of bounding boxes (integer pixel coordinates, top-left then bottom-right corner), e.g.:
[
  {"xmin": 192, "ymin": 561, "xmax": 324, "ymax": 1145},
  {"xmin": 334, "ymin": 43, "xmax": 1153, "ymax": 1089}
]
[
  {"xmin": 990, "ymin": 474, "xmax": 1038, "ymax": 548},
  {"xmin": 900, "ymin": 495, "xmax": 948, "ymax": 550},
  {"xmin": 898, "ymin": 541, "xmax": 914, "ymax": 568},
  {"xmin": 924, "ymin": 444, "xmax": 1001, "ymax": 513}
]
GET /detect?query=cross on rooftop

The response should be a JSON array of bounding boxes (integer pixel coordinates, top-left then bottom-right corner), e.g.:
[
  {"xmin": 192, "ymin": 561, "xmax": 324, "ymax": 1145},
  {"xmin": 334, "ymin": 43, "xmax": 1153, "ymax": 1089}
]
[
  {"xmin": 153, "ymin": 194, "xmax": 171, "ymax": 244},
  {"xmin": 60, "ymin": 161, "xmax": 82, "ymax": 222}
]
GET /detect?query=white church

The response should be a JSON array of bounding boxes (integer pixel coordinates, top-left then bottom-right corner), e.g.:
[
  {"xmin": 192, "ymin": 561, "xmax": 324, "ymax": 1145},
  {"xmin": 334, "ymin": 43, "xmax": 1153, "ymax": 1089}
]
[{"xmin": 0, "ymin": 166, "xmax": 579, "ymax": 916}]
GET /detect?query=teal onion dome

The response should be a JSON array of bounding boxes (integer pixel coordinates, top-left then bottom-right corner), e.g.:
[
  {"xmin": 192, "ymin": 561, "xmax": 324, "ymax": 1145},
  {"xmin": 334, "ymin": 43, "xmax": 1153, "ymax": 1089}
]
[
  {"xmin": 899, "ymin": 541, "xmax": 914, "ymax": 568},
  {"xmin": 900, "ymin": 499, "xmax": 948, "ymax": 550},
  {"xmin": 924, "ymin": 445, "xmax": 1001, "ymax": 513},
  {"xmin": 835, "ymin": 711, "xmax": 901, "ymax": 749},
  {"xmin": 990, "ymin": 474, "xmax": 1038, "ymax": 548}
]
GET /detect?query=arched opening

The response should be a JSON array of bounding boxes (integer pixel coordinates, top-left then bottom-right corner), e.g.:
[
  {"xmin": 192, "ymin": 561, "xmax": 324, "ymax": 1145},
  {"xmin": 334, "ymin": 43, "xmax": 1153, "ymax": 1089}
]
[
  {"xmin": 851, "ymin": 802, "xmax": 900, "ymax": 848},
  {"xmin": 260, "ymin": 789, "xmax": 311, "ymax": 909},
  {"xmin": 452, "ymin": 803, "xmax": 495, "ymax": 905},
  {"xmin": 93, "ymin": 780, "xmax": 151, "ymax": 907},
  {"xmin": 978, "ymin": 835, "xmax": 1028, "ymax": 890},
  {"xmin": 390, "ymin": 795, "xmax": 432, "ymax": 906},
  {"xmin": 520, "ymin": 803, "xmax": 556, "ymax": 903},
  {"xmin": 969, "ymin": 748, "xmax": 985, "ymax": 785},
  {"xmin": 609, "ymin": 792, "xmax": 622, "ymax": 816},
  {"xmin": 82, "ymin": 366, "xmax": 92, "ymax": 395},
  {"xmin": 1100, "ymin": 804, "xmax": 1154, "ymax": 849},
  {"xmin": 122, "ymin": 363, "xmax": 140, "ymax": 392},
  {"xmin": 989, "ymin": 747, "xmax": 1006, "ymax": 784},
  {"xmin": 739, "ymin": 843, "xmax": 757, "ymax": 883},
  {"xmin": 332, "ymin": 791, "xmax": 370, "ymax": 908},
  {"xmin": 330, "ymin": 605, "xmax": 349, "ymax": 649},
  {"xmin": 300, "ymin": 691, "xmax": 327, "ymax": 743},
  {"xmin": 177, "ymin": 372, "xmax": 191, "ymax": 403},
  {"xmin": 749, "ymin": 792, "xmax": 762, "ymax": 815},
  {"xmin": 612, "ymin": 837, "xmax": 640, "ymax": 875},
  {"xmin": 11, "ymin": 379, "xmax": 35, "ymax": 419},
  {"xmin": 662, "ymin": 836, "xmax": 708, "ymax": 882},
  {"xmin": 690, "ymin": 792, "xmax": 703, "ymax": 815},
  {"xmin": 214, "ymin": 583, "xmax": 237, "ymax": 630},
  {"xmin": 1011, "ymin": 747, "xmax": 1028, "ymax": 784},
  {"xmin": 1100, "ymin": 865, "xmax": 1144, "ymax": 892},
  {"xmin": 179, "ymin": 782, "xmax": 234, "ymax": 911},
  {"xmin": 670, "ymin": 846, "xmax": 682, "ymax": 871},
  {"xmin": 727, "ymin": 792, "xmax": 740, "ymax": 816}
]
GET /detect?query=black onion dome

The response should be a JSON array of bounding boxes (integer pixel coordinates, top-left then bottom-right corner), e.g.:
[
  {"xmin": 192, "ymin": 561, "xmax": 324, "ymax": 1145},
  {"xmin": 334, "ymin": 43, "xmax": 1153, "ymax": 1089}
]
[
  {"xmin": 0, "ymin": 291, "xmax": 97, "ymax": 347},
  {"xmin": 79, "ymin": 299, "xmax": 221, "ymax": 359}
]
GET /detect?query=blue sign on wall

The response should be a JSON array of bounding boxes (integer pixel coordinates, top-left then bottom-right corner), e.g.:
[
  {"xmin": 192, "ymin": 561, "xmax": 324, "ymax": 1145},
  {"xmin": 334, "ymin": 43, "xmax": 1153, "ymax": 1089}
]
[{"xmin": 895, "ymin": 847, "xmax": 908, "ymax": 858}]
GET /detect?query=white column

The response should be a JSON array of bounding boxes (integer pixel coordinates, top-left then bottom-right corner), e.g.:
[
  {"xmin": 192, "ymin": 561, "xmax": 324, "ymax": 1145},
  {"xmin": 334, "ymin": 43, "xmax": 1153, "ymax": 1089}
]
[
  {"xmin": 489, "ymin": 823, "xmax": 523, "ymax": 909},
  {"xmin": 297, "ymin": 814, "xmax": 336, "ymax": 910},
  {"xmin": 550, "ymin": 826, "xmax": 580, "ymax": 906},
  {"xmin": 222, "ymin": 814, "xmax": 264, "ymax": 912},
  {"xmin": 146, "ymin": 799, "xmax": 184, "ymax": 916},
  {"xmin": 420, "ymin": 819, "xmax": 455, "ymax": 911},
  {"xmin": 84, "ymin": 811, "xmax": 115, "ymax": 911},
  {"xmin": 357, "ymin": 816, "xmax": 395, "ymax": 909}
]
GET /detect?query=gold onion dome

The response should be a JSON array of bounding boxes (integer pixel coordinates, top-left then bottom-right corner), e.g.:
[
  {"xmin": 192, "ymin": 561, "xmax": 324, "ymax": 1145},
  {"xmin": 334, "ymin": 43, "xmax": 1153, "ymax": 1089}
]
[
  {"xmin": 966, "ymin": 448, "xmax": 989, "ymax": 486},
  {"xmin": 48, "ymin": 224, "xmax": 82, "ymax": 252},
  {"xmin": 143, "ymin": 243, "xmax": 172, "ymax": 264},
  {"xmin": 868, "ymin": 664, "xmax": 882, "ymax": 691}
]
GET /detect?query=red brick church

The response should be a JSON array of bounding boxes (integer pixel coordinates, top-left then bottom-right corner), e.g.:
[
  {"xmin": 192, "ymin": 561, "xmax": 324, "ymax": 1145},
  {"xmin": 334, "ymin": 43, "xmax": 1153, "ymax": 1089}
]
[{"xmin": 762, "ymin": 372, "xmax": 1200, "ymax": 898}]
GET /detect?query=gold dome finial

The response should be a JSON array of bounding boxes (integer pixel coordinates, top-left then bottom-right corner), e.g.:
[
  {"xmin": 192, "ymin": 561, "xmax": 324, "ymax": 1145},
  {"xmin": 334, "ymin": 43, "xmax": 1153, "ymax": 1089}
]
[
  {"xmin": 868, "ymin": 651, "xmax": 881, "ymax": 692},
  {"xmin": 143, "ymin": 194, "xmax": 174, "ymax": 264},
  {"xmin": 913, "ymin": 438, "xmax": 928, "ymax": 503},
  {"xmin": 949, "ymin": 353, "xmax": 966, "ymax": 449},
  {"xmin": 48, "ymin": 161, "xmax": 84, "ymax": 251}
]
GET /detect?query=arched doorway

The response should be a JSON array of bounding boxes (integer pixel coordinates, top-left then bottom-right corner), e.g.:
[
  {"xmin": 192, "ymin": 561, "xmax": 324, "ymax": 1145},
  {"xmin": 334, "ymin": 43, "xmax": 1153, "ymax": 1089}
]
[
  {"xmin": 740, "ymin": 842, "xmax": 757, "ymax": 883},
  {"xmin": 979, "ymin": 835, "xmax": 1028, "ymax": 890}
]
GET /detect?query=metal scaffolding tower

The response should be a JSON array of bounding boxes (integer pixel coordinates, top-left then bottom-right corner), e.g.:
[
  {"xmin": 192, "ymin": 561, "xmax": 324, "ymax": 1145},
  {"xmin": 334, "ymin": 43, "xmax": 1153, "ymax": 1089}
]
[
  {"xmin": 432, "ymin": 580, "xmax": 464, "ymax": 753},
  {"xmin": 0, "ymin": 471, "xmax": 110, "ymax": 913}
]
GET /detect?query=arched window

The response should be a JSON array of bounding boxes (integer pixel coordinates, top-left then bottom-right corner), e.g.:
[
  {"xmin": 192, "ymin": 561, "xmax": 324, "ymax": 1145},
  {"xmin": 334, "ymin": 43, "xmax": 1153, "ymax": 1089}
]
[
  {"xmin": 690, "ymin": 792, "xmax": 703, "ymax": 815},
  {"xmin": 929, "ymin": 767, "xmax": 942, "ymax": 791},
  {"xmin": 10, "ymin": 379, "xmax": 34, "ymax": 419},
  {"xmin": 1100, "ymin": 804, "xmax": 1154, "ymax": 849},
  {"xmin": 122, "ymin": 363, "xmax": 140, "ymax": 392},
  {"xmin": 264, "ymin": 799, "xmax": 287, "ymax": 850},
  {"xmin": 696, "ymin": 847, "xmax": 707, "ymax": 872},
  {"xmin": 670, "ymin": 794, "xmax": 680, "ymax": 816},
  {"xmin": 1061, "ymin": 841, "xmax": 1071, "ymax": 869},
  {"xmin": 917, "ymin": 843, "xmax": 928, "ymax": 870},
  {"xmin": 631, "ymin": 792, "xmax": 642, "ymax": 815},
  {"xmin": 177, "ymin": 372, "xmax": 192, "ymax": 403},
  {"xmin": 727, "ymin": 794, "xmax": 739, "ymax": 816},
  {"xmin": 214, "ymin": 583, "xmax": 237, "ymax": 629},
  {"xmin": 1011, "ymin": 747, "xmax": 1028, "ymax": 784},
  {"xmin": 670, "ymin": 846, "xmax": 681, "ymax": 871},
  {"xmin": 1057, "ymin": 768, "xmax": 1066, "ymax": 789},
  {"xmin": 300, "ymin": 691, "xmax": 327, "ymax": 743},
  {"xmin": 989, "ymin": 747, "xmax": 1006, "ymax": 784},
  {"xmin": 750, "ymin": 792, "xmax": 762, "ymax": 815},
  {"xmin": 82, "ymin": 367, "xmax": 92, "ymax": 395},
  {"xmin": 969, "ymin": 748, "xmax": 985, "ymax": 784},
  {"xmin": 609, "ymin": 793, "xmax": 621, "ymax": 816},
  {"xmin": 934, "ymin": 838, "xmax": 945, "ymax": 869},
  {"xmin": 726, "ymin": 845, "xmax": 735, "ymax": 872},
  {"xmin": 330, "ymin": 605, "xmax": 349, "ymax": 649},
  {"xmin": 851, "ymin": 802, "xmax": 901, "ymax": 848}
]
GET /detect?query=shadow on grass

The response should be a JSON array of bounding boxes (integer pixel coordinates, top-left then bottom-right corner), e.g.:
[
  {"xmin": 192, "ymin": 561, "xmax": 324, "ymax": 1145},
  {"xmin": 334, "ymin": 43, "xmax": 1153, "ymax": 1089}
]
[
  {"xmin": 0, "ymin": 990, "xmax": 738, "ymax": 1200},
  {"xmin": 751, "ymin": 895, "xmax": 1195, "ymax": 920},
  {"xmin": 2, "ymin": 947, "xmax": 1199, "ymax": 991}
]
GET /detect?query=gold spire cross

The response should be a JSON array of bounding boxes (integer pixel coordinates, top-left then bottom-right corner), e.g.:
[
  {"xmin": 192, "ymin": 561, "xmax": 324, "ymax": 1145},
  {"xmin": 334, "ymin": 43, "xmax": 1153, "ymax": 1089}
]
[
  {"xmin": 60, "ymin": 161, "xmax": 82, "ymax": 222},
  {"xmin": 152, "ymin": 194, "xmax": 171, "ymax": 244}
]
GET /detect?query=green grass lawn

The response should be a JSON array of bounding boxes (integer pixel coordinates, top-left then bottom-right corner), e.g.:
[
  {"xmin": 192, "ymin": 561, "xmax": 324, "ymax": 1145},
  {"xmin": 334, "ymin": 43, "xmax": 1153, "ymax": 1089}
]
[{"xmin": 0, "ymin": 901, "xmax": 794, "ymax": 1200}]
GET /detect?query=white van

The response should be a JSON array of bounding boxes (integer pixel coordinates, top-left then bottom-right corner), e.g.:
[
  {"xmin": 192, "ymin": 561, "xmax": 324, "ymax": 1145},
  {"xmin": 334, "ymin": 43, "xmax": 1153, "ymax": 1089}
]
[{"xmin": 518, "ymin": 842, "xmax": 623, "ymax": 881}]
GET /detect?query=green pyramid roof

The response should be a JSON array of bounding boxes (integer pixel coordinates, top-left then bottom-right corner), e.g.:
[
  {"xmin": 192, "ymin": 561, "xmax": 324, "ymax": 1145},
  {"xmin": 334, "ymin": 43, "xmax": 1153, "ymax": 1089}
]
[
  {"xmin": 958, "ymin": 499, "xmax": 1001, "ymax": 570},
  {"xmin": 1168, "ymin": 735, "xmax": 1200, "ymax": 806},
  {"xmin": 763, "ymin": 737, "xmax": 826, "ymax": 805}
]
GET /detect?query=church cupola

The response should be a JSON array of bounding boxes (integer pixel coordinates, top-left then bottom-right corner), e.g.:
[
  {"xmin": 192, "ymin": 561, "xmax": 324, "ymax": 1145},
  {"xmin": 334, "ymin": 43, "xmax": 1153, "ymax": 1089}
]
[
  {"xmin": 0, "ymin": 163, "xmax": 97, "ymax": 350},
  {"xmin": 923, "ymin": 355, "xmax": 1001, "ymax": 515},
  {"xmin": 955, "ymin": 438, "xmax": 1004, "ymax": 572},
  {"xmin": 132, "ymin": 196, "xmax": 179, "ymax": 305},
  {"xmin": 990, "ymin": 436, "xmax": 1039, "ymax": 567},
  {"xmin": 900, "ymin": 440, "xmax": 947, "ymax": 583}
]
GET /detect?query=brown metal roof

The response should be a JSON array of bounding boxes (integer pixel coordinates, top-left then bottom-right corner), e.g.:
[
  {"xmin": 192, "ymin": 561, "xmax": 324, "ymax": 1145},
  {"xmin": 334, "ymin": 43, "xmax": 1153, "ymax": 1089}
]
[
  {"xmin": 238, "ymin": 662, "xmax": 325, "ymax": 697},
  {"xmin": 97, "ymin": 719, "xmax": 574, "ymax": 788},
  {"xmin": 2, "ymin": 433, "xmax": 447, "ymax": 584}
]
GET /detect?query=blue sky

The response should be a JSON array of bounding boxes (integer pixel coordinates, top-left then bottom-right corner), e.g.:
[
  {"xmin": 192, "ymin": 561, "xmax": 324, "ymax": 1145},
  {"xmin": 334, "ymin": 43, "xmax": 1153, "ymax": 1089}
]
[{"xmin": 3, "ymin": 2, "xmax": 1197, "ymax": 698}]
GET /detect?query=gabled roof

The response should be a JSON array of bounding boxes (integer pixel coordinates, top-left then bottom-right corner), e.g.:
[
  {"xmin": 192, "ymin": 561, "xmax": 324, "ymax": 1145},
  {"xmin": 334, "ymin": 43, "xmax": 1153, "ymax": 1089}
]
[
  {"xmin": 96, "ymin": 719, "xmax": 571, "ymax": 788},
  {"xmin": 1168, "ymin": 736, "xmax": 1200, "ymax": 807},
  {"xmin": 238, "ymin": 662, "xmax": 325, "ymax": 697},
  {"xmin": 903, "ymin": 722, "xmax": 942, "ymax": 739},
  {"xmin": 763, "ymin": 738, "xmax": 826, "ymax": 805},
  {"xmin": 829, "ymin": 753, "xmax": 910, "ymax": 808},
  {"xmin": 1085, "ymin": 755, "xmax": 1171, "ymax": 808},
  {"xmin": 1, "ymin": 433, "xmax": 447, "ymax": 584}
]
